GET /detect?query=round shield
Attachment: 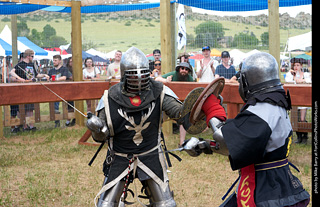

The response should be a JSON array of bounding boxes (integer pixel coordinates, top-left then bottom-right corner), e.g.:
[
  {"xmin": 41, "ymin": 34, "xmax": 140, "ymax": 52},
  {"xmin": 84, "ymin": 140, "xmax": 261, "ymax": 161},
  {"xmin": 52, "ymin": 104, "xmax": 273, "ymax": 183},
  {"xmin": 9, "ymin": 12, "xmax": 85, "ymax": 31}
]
[
  {"xmin": 190, "ymin": 78, "xmax": 225, "ymax": 125},
  {"xmin": 180, "ymin": 87, "xmax": 207, "ymax": 134}
]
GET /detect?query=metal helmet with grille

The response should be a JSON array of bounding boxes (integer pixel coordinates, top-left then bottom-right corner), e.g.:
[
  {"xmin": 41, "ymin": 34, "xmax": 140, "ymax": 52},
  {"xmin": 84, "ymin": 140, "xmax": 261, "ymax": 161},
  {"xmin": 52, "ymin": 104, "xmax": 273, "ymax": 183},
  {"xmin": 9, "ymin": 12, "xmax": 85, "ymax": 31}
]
[
  {"xmin": 120, "ymin": 47, "xmax": 150, "ymax": 95},
  {"xmin": 238, "ymin": 52, "xmax": 283, "ymax": 102}
]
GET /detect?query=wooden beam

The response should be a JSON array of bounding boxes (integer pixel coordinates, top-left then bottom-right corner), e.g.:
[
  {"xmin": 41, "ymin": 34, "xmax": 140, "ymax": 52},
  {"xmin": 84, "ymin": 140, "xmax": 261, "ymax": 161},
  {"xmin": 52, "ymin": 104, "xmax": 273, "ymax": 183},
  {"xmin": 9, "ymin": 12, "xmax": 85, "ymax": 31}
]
[
  {"xmin": 268, "ymin": 0, "xmax": 280, "ymax": 72},
  {"xmin": 160, "ymin": 0, "xmax": 173, "ymax": 75},
  {"xmin": 1, "ymin": 0, "xmax": 130, "ymax": 7},
  {"xmin": 2, "ymin": 0, "xmax": 72, "ymax": 7},
  {"xmin": 0, "ymin": 82, "xmax": 110, "ymax": 105},
  {"xmin": 71, "ymin": 0, "xmax": 84, "ymax": 126},
  {"xmin": 0, "ymin": 82, "xmax": 312, "ymax": 107},
  {"xmin": 11, "ymin": 15, "xmax": 18, "ymax": 67}
]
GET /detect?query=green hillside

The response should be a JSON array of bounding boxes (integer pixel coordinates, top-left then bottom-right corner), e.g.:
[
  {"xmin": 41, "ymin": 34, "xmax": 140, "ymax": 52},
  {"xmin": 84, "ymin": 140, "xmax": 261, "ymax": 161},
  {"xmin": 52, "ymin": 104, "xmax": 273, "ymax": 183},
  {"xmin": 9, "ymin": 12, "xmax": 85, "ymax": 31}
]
[{"xmin": 0, "ymin": 16, "xmax": 310, "ymax": 55}]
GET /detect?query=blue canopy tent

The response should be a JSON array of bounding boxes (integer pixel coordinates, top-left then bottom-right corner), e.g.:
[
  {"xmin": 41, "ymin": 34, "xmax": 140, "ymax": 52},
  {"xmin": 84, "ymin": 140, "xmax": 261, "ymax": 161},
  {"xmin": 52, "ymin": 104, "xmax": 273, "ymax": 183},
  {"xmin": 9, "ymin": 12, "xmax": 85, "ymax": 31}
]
[
  {"xmin": 17, "ymin": 37, "xmax": 48, "ymax": 56},
  {"xmin": 91, "ymin": 55, "xmax": 109, "ymax": 63},
  {"xmin": 0, "ymin": 38, "xmax": 20, "ymax": 56}
]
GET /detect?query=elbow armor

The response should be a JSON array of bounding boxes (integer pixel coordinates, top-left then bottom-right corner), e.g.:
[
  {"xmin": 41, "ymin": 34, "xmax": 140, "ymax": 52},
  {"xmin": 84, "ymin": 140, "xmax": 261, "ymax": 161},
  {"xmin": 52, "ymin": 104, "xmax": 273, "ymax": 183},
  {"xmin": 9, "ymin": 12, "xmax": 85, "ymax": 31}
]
[{"xmin": 208, "ymin": 117, "xmax": 229, "ymax": 156}]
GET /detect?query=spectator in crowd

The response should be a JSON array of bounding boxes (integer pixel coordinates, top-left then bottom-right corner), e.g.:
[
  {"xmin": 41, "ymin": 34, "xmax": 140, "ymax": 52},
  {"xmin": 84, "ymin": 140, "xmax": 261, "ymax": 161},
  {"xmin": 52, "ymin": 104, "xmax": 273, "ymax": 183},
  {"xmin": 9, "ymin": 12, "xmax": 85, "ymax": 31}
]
[
  {"xmin": 65, "ymin": 57, "xmax": 76, "ymax": 127},
  {"xmin": 285, "ymin": 58, "xmax": 311, "ymax": 84},
  {"xmin": 156, "ymin": 62, "xmax": 195, "ymax": 83},
  {"xmin": 285, "ymin": 57, "xmax": 311, "ymax": 144},
  {"xmin": 83, "ymin": 57, "xmax": 101, "ymax": 80},
  {"xmin": 149, "ymin": 49, "xmax": 161, "ymax": 71},
  {"xmin": 215, "ymin": 51, "xmax": 237, "ymax": 82},
  {"xmin": 178, "ymin": 52, "xmax": 197, "ymax": 80},
  {"xmin": 196, "ymin": 46, "xmax": 215, "ymax": 82},
  {"xmin": 106, "ymin": 50, "xmax": 122, "ymax": 79},
  {"xmin": 9, "ymin": 52, "xmax": 24, "ymax": 133},
  {"xmin": 156, "ymin": 62, "xmax": 195, "ymax": 146},
  {"xmin": 9, "ymin": 49, "xmax": 50, "ymax": 132},
  {"xmin": 150, "ymin": 60, "xmax": 161, "ymax": 78},
  {"xmin": 83, "ymin": 57, "xmax": 101, "ymax": 113},
  {"xmin": 48, "ymin": 54, "xmax": 70, "ymax": 128}
]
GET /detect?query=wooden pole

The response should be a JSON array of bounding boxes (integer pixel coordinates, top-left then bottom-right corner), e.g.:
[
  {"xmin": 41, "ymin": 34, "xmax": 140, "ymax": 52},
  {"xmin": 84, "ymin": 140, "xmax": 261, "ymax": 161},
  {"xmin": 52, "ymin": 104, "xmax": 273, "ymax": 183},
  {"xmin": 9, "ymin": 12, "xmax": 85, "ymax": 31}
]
[
  {"xmin": 160, "ymin": 0, "xmax": 173, "ymax": 74},
  {"xmin": 268, "ymin": 0, "xmax": 280, "ymax": 74},
  {"xmin": 11, "ymin": 15, "xmax": 18, "ymax": 67},
  {"xmin": 160, "ymin": 0, "xmax": 174, "ymax": 135},
  {"xmin": 71, "ymin": 0, "xmax": 84, "ymax": 126}
]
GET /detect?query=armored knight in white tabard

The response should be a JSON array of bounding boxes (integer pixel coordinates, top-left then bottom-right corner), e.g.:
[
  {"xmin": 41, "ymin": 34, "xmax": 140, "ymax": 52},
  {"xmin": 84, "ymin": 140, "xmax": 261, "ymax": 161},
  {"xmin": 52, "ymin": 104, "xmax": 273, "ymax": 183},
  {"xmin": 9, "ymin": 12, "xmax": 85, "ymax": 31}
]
[{"xmin": 86, "ymin": 47, "xmax": 186, "ymax": 207}]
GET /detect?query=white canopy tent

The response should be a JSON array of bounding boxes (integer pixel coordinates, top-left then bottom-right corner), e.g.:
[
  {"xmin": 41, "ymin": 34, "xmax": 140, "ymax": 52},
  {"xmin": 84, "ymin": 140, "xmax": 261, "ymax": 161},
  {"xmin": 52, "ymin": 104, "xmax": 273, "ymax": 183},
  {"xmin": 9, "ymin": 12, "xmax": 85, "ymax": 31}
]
[
  {"xmin": 86, "ymin": 48, "xmax": 108, "ymax": 60},
  {"xmin": 0, "ymin": 25, "xmax": 48, "ymax": 56},
  {"xmin": 105, "ymin": 49, "xmax": 117, "ymax": 59},
  {"xmin": 244, "ymin": 49, "xmax": 261, "ymax": 58},
  {"xmin": 229, "ymin": 49, "xmax": 246, "ymax": 67},
  {"xmin": 287, "ymin": 31, "xmax": 312, "ymax": 51}
]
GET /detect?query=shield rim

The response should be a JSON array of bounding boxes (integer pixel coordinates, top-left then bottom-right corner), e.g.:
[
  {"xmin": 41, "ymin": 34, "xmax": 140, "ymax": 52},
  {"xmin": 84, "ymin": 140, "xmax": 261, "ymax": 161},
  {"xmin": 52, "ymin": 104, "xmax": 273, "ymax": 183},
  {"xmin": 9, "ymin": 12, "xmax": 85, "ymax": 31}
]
[{"xmin": 189, "ymin": 77, "xmax": 225, "ymax": 124}]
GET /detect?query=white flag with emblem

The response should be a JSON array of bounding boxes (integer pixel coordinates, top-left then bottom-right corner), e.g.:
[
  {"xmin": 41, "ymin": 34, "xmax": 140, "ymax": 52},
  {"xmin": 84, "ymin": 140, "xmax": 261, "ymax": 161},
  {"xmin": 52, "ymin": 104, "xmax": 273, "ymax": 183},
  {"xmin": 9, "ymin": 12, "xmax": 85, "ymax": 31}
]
[{"xmin": 176, "ymin": 4, "xmax": 186, "ymax": 50}]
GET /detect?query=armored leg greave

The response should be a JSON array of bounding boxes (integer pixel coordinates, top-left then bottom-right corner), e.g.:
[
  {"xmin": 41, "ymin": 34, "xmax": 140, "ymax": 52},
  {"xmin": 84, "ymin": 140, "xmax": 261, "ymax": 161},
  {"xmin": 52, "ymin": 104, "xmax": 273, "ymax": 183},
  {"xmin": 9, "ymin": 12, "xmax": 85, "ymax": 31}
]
[
  {"xmin": 98, "ymin": 178, "xmax": 125, "ymax": 207},
  {"xmin": 143, "ymin": 179, "xmax": 176, "ymax": 207},
  {"xmin": 97, "ymin": 177, "xmax": 176, "ymax": 207}
]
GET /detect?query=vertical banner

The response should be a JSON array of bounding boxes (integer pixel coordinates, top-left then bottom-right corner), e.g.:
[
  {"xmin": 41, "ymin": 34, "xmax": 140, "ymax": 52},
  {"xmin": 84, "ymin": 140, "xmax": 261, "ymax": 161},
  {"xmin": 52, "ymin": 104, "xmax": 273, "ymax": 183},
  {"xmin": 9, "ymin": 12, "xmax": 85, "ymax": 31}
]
[{"xmin": 176, "ymin": 4, "xmax": 186, "ymax": 50}]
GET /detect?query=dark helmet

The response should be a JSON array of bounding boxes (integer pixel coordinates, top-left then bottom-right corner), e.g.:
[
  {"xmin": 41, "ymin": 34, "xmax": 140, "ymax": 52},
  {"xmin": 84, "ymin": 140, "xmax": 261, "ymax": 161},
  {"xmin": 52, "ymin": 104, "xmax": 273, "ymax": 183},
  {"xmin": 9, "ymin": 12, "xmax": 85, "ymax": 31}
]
[
  {"xmin": 238, "ymin": 52, "xmax": 283, "ymax": 102},
  {"xmin": 120, "ymin": 47, "xmax": 150, "ymax": 95}
]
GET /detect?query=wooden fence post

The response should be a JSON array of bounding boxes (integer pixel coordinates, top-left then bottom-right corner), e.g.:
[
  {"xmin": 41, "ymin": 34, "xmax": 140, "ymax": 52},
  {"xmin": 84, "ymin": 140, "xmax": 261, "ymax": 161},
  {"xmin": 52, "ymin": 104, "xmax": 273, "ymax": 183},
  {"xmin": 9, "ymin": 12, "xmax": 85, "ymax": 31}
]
[{"xmin": 71, "ymin": 0, "xmax": 85, "ymax": 126}]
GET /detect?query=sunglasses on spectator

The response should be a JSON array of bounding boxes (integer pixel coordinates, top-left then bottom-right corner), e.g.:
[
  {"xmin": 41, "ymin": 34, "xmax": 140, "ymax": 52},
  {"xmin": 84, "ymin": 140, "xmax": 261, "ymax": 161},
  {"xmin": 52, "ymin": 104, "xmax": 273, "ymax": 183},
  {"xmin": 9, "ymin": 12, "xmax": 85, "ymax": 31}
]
[
  {"xmin": 155, "ymin": 63, "xmax": 161, "ymax": 66},
  {"xmin": 180, "ymin": 67, "xmax": 189, "ymax": 71}
]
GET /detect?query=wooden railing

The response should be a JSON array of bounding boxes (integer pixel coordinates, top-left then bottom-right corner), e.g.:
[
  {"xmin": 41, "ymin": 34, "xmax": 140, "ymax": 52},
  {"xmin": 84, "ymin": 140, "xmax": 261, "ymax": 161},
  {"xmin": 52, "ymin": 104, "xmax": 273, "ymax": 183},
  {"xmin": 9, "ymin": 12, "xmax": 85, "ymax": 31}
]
[{"xmin": 0, "ymin": 81, "xmax": 312, "ymax": 139}]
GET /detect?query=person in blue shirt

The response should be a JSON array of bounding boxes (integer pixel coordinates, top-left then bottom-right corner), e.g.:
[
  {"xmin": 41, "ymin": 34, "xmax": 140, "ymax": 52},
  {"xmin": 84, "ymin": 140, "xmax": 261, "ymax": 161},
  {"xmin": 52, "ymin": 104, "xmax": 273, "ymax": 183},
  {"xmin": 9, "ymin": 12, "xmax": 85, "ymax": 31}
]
[{"xmin": 215, "ymin": 51, "xmax": 237, "ymax": 82}]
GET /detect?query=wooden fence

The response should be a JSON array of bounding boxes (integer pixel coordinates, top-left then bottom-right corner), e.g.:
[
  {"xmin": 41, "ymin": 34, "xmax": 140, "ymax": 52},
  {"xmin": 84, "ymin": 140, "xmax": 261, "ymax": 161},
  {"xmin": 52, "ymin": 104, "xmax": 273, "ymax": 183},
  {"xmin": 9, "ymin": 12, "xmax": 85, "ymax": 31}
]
[{"xmin": 0, "ymin": 81, "xmax": 312, "ymax": 141}]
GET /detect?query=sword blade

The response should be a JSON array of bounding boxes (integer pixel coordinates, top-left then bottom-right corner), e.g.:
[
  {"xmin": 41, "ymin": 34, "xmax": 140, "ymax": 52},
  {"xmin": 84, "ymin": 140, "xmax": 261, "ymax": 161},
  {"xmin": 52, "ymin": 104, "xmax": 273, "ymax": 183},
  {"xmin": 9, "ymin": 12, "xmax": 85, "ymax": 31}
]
[{"xmin": 17, "ymin": 67, "xmax": 87, "ymax": 118}]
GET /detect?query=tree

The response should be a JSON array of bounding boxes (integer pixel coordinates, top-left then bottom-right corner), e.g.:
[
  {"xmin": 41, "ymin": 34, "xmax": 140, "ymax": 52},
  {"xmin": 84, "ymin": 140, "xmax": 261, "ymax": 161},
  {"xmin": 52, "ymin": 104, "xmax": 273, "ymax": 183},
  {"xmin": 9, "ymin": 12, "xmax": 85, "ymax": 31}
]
[
  {"xmin": 17, "ymin": 21, "xmax": 30, "ymax": 37},
  {"xmin": 194, "ymin": 21, "xmax": 224, "ymax": 48},
  {"xmin": 28, "ymin": 29, "xmax": 42, "ymax": 46},
  {"xmin": 260, "ymin": 32, "xmax": 269, "ymax": 46},
  {"xmin": 42, "ymin": 24, "xmax": 56, "ymax": 40},
  {"xmin": 232, "ymin": 32, "xmax": 259, "ymax": 49}
]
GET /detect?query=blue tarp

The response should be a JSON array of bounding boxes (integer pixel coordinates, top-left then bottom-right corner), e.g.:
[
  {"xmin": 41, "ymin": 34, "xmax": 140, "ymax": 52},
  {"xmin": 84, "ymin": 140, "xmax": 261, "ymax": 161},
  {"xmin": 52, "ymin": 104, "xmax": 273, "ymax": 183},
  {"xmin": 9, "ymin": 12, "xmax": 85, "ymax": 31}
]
[
  {"xmin": 42, "ymin": 3, "xmax": 162, "ymax": 13},
  {"xmin": 0, "ymin": 37, "xmax": 20, "ymax": 56},
  {"xmin": 0, "ymin": 2, "xmax": 162, "ymax": 14},
  {"xmin": 0, "ymin": 0, "xmax": 312, "ymax": 15},
  {"xmin": 177, "ymin": 0, "xmax": 312, "ymax": 11},
  {"xmin": 17, "ymin": 37, "xmax": 48, "ymax": 56}
]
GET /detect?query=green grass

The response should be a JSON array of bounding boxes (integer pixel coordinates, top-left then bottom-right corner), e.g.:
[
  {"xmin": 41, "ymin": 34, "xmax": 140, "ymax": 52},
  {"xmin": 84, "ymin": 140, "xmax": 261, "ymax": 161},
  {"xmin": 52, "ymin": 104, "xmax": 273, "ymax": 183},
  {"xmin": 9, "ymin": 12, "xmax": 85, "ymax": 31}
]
[
  {"xmin": 0, "ymin": 16, "xmax": 310, "ymax": 55},
  {"xmin": 0, "ymin": 126, "xmax": 313, "ymax": 206}
]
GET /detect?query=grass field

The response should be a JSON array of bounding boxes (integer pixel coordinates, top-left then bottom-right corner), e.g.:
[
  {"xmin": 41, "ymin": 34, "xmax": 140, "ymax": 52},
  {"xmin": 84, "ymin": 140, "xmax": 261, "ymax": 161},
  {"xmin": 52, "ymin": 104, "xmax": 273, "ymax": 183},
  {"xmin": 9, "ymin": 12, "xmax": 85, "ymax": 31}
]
[
  {"xmin": 0, "ymin": 125, "xmax": 312, "ymax": 206},
  {"xmin": 0, "ymin": 16, "xmax": 310, "ymax": 55}
]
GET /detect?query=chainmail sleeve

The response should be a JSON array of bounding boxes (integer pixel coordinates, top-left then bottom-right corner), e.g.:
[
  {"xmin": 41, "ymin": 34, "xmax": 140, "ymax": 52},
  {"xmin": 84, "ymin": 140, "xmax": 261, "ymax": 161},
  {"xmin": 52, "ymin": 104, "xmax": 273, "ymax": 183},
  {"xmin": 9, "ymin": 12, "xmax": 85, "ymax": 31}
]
[{"xmin": 162, "ymin": 94, "xmax": 183, "ymax": 120}]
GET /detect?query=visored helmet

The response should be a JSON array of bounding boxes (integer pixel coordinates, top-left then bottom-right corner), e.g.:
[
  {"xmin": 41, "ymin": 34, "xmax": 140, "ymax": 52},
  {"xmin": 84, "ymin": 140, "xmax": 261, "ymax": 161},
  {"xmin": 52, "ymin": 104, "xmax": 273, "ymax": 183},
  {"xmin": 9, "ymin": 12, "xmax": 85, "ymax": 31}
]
[
  {"xmin": 238, "ymin": 52, "xmax": 283, "ymax": 102},
  {"xmin": 120, "ymin": 47, "xmax": 150, "ymax": 95}
]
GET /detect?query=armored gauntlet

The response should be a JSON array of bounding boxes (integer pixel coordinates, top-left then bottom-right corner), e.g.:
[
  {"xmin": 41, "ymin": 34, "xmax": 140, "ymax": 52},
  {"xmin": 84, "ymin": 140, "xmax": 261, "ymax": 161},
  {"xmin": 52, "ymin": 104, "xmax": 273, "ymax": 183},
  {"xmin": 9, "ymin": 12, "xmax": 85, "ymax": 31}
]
[{"xmin": 86, "ymin": 112, "xmax": 109, "ymax": 142}]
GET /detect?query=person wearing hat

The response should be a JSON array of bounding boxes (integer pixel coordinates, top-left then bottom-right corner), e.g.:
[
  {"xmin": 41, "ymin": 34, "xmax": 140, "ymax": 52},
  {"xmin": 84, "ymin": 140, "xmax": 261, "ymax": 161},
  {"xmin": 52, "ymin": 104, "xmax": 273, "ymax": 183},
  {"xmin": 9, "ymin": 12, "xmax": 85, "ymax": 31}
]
[
  {"xmin": 215, "ymin": 51, "xmax": 237, "ymax": 82},
  {"xmin": 196, "ymin": 46, "xmax": 216, "ymax": 82},
  {"xmin": 285, "ymin": 58, "xmax": 311, "ymax": 84},
  {"xmin": 178, "ymin": 52, "xmax": 197, "ymax": 80},
  {"xmin": 156, "ymin": 62, "xmax": 195, "ymax": 83},
  {"xmin": 285, "ymin": 57, "xmax": 311, "ymax": 144}
]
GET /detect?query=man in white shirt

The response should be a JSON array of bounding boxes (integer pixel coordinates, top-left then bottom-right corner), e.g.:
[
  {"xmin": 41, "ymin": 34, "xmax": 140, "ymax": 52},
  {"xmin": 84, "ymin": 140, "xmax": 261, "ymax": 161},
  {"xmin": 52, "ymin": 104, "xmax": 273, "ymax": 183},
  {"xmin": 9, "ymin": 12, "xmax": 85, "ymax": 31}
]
[
  {"xmin": 106, "ymin": 50, "xmax": 122, "ymax": 79},
  {"xmin": 196, "ymin": 46, "xmax": 215, "ymax": 82}
]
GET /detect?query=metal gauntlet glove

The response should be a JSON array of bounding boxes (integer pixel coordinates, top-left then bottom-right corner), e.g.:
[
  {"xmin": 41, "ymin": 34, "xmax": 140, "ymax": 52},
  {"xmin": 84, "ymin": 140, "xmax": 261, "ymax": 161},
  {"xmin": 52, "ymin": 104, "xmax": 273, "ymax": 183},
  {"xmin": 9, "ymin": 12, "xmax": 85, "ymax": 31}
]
[{"xmin": 86, "ymin": 112, "xmax": 109, "ymax": 142}]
